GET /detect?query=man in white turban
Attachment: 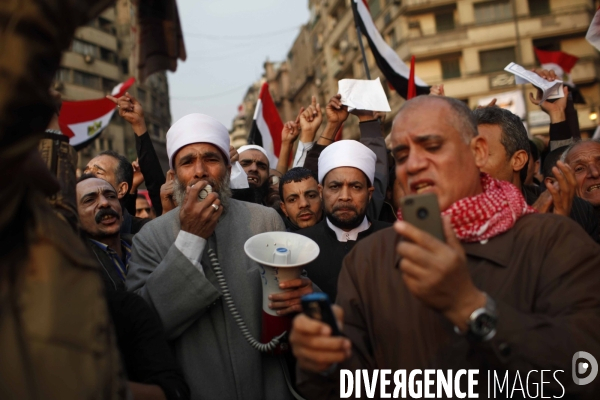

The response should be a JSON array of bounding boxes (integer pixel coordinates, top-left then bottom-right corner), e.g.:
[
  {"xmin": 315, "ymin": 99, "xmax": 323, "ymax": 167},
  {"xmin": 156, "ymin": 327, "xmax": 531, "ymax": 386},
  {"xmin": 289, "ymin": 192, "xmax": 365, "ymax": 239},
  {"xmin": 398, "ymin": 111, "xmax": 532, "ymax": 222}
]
[
  {"xmin": 238, "ymin": 144, "xmax": 270, "ymax": 189},
  {"xmin": 297, "ymin": 139, "xmax": 391, "ymax": 301},
  {"xmin": 127, "ymin": 113, "xmax": 313, "ymax": 400}
]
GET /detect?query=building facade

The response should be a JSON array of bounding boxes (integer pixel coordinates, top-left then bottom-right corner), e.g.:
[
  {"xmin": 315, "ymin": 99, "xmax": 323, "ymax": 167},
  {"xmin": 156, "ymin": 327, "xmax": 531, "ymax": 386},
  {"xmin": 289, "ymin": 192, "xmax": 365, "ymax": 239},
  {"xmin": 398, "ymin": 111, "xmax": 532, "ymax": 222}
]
[
  {"xmin": 55, "ymin": 4, "xmax": 172, "ymax": 172},
  {"xmin": 234, "ymin": 0, "xmax": 600, "ymax": 144}
]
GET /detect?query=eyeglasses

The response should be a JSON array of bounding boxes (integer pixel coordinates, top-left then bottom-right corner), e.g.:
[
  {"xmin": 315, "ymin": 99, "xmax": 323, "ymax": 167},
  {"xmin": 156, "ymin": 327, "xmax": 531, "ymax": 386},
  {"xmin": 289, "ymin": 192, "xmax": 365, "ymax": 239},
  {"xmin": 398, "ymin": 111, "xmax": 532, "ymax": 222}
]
[{"xmin": 269, "ymin": 175, "xmax": 281, "ymax": 186}]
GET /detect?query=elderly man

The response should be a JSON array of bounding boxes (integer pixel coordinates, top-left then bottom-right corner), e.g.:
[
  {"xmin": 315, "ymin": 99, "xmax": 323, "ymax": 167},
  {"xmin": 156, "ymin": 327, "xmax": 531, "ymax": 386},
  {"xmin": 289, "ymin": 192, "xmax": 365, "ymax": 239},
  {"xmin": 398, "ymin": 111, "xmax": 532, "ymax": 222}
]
[
  {"xmin": 279, "ymin": 167, "xmax": 323, "ymax": 231},
  {"xmin": 297, "ymin": 140, "xmax": 391, "ymax": 301},
  {"xmin": 127, "ymin": 113, "xmax": 312, "ymax": 400},
  {"xmin": 290, "ymin": 96, "xmax": 600, "ymax": 398},
  {"xmin": 563, "ymin": 139, "xmax": 600, "ymax": 217},
  {"xmin": 238, "ymin": 144, "xmax": 270, "ymax": 189}
]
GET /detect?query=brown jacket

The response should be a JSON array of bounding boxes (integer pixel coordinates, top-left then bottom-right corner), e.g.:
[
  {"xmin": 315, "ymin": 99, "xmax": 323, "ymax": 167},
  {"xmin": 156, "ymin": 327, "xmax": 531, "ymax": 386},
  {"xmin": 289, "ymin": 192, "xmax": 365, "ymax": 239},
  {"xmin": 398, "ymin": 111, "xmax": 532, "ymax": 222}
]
[{"xmin": 297, "ymin": 214, "xmax": 600, "ymax": 399}]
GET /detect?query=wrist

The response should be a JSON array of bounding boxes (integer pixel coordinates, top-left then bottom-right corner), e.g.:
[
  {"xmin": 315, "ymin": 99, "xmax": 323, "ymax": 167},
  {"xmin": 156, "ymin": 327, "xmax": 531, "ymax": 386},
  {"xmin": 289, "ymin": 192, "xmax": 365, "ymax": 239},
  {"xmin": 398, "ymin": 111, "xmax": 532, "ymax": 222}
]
[
  {"xmin": 548, "ymin": 111, "xmax": 566, "ymax": 124},
  {"xmin": 445, "ymin": 289, "xmax": 486, "ymax": 332},
  {"xmin": 132, "ymin": 122, "xmax": 147, "ymax": 136}
]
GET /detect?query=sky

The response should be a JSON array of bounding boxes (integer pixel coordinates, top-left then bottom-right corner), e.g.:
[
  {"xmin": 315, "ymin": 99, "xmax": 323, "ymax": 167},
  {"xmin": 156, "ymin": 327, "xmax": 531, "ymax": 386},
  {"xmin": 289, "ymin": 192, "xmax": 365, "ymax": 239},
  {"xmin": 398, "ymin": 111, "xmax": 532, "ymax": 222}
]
[{"xmin": 167, "ymin": 0, "xmax": 310, "ymax": 130}]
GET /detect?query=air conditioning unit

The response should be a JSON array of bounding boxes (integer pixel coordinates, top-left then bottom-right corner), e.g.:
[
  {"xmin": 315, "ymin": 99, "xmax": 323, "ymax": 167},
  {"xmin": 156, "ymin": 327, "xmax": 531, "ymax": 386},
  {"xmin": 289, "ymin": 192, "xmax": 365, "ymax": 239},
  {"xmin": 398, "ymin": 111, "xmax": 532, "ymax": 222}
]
[
  {"xmin": 84, "ymin": 54, "xmax": 94, "ymax": 64},
  {"xmin": 339, "ymin": 40, "xmax": 349, "ymax": 54}
]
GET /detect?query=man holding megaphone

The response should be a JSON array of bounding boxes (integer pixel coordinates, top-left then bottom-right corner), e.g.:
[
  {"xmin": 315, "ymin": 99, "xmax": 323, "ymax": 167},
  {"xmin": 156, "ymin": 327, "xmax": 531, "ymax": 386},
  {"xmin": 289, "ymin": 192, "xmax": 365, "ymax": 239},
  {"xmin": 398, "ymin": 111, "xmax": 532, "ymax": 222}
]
[{"xmin": 127, "ymin": 113, "xmax": 313, "ymax": 400}]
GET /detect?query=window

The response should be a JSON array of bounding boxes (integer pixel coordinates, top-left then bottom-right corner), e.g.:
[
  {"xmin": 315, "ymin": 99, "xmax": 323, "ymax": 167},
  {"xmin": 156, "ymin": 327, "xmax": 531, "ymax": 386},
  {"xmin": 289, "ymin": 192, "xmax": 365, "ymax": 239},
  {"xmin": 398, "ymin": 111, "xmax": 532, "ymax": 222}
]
[
  {"xmin": 435, "ymin": 11, "xmax": 455, "ymax": 32},
  {"xmin": 528, "ymin": 0, "xmax": 550, "ymax": 17},
  {"xmin": 369, "ymin": 0, "xmax": 381, "ymax": 19},
  {"xmin": 151, "ymin": 123, "xmax": 161, "ymax": 138},
  {"xmin": 384, "ymin": 12, "xmax": 391, "ymax": 26},
  {"xmin": 441, "ymin": 58, "xmax": 461, "ymax": 79},
  {"xmin": 479, "ymin": 47, "xmax": 515, "ymax": 74},
  {"xmin": 137, "ymin": 88, "xmax": 147, "ymax": 105},
  {"xmin": 102, "ymin": 78, "xmax": 117, "ymax": 93},
  {"xmin": 474, "ymin": 1, "xmax": 512, "ymax": 24},
  {"xmin": 121, "ymin": 59, "xmax": 129, "ymax": 75},
  {"xmin": 98, "ymin": 17, "xmax": 114, "ymax": 34},
  {"xmin": 72, "ymin": 39, "xmax": 98, "ymax": 57},
  {"xmin": 100, "ymin": 48, "xmax": 117, "ymax": 64},
  {"xmin": 72, "ymin": 70, "xmax": 101, "ymax": 89},
  {"xmin": 387, "ymin": 29, "xmax": 397, "ymax": 48},
  {"xmin": 55, "ymin": 68, "xmax": 71, "ymax": 83}
]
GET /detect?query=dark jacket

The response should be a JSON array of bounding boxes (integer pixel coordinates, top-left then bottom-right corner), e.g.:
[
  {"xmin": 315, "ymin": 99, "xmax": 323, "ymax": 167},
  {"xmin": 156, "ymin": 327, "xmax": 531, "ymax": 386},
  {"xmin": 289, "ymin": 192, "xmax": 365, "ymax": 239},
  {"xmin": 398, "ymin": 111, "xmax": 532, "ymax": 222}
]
[
  {"xmin": 107, "ymin": 290, "xmax": 190, "ymax": 400},
  {"xmin": 88, "ymin": 234, "xmax": 133, "ymax": 292},
  {"xmin": 297, "ymin": 218, "xmax": 391, "ymax": 301},
  {"xmin": 297, "ymin": 214, "xmax": 600, "ymax": 399}
]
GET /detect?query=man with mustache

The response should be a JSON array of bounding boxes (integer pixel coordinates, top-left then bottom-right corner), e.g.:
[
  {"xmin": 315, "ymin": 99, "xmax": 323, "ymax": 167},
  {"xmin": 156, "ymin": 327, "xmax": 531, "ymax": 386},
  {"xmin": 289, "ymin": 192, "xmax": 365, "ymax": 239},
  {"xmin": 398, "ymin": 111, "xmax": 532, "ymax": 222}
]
[
  {"xmin": 76, "ymin": 174, "xmax": 131, "ymax": 292},
  {"xmin": 127, "ymin": 113, "xmax": 313, "ymax": 400},
  {"xmin": 290, "ymin": 96, "xmax": 600, "ymax": 399},
  {"xmin": 279, "ymin": 167, "xmax": 323, "ymax": 231},
  {"xmin": 296, "ymin": 140, "xmax": 391, "ymax": 301}
]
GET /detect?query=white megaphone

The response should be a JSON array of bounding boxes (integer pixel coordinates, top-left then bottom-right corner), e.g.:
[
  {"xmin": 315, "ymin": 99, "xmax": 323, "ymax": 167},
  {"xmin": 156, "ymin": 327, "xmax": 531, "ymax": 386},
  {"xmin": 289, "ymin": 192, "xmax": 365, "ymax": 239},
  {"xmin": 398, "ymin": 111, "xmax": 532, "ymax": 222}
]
[{"xmin": 244, "ymin": 231, "xmax": 319, "ymax": 348}]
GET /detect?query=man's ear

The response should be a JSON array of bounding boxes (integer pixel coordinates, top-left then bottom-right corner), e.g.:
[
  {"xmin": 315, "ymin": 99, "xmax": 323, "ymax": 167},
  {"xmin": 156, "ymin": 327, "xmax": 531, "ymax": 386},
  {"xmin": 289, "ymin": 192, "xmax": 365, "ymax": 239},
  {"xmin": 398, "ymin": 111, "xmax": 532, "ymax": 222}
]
[
  {"xmin": 511, "ymin": 150, "xmax": 529, "ymax": 173},
  {"xmin": 544, "ymin": 176, "xmax": 555, "ymax": 187},
  {"xmin": 470, "ymin": 136, "xmax": 488, "ymax": 169},
  {"xmin": 367, "ymin": 185, "xmax": 375, "ymax": 202},
  {"xmin": 280, "ymin": 201, "xmax": 289, "ymax": 218},
  {"xmin": 117, "ymin": 182, "xmax": 129, "ymax": 199},
  {"xmin": 318, "ymin": 184, "xmax": 323, "ymax": 199}
]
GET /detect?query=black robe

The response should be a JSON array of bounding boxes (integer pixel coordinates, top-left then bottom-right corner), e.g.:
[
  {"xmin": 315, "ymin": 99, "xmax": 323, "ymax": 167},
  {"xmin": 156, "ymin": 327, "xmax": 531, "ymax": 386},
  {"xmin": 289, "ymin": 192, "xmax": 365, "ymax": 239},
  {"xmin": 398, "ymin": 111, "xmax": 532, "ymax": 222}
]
[{"xmin": 297, "ymin": 218, "xmax": 391, "ymax": 301}]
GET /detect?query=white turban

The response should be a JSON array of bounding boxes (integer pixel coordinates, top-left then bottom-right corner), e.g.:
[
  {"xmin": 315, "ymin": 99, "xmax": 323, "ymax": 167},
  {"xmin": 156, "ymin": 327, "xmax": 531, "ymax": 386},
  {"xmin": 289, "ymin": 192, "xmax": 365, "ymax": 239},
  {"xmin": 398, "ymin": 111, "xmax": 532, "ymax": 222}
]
[
  {"xmin": 237, "ymin": 144, "xmax": 269, "ymax": 160},
  {"xmin": 166, "ymin": 113, "xmax": 231, "ymax": 169},
  {"xmin": 318, "ymin": 140, "xmax": 376, "ymax": 185}
]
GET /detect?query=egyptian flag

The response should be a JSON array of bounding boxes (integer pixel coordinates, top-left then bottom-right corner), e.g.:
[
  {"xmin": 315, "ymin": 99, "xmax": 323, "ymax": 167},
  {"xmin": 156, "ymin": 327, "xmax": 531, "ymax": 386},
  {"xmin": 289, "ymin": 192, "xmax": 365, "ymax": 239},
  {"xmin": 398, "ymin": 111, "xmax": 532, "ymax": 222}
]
[
  {"xmin": 351, "ymin": 0, "xmax": 429, "ymax": 99},
  {"xmin": 534, "ymin": 48, "xmax": 585, "ymax": 104},
  {"xmin": 248, "ymin": 82, "xmax": 284, "ymax": 166},
  {"xmin": 59, "ymin": 77, "xmax": 135, "ymax": 150}
]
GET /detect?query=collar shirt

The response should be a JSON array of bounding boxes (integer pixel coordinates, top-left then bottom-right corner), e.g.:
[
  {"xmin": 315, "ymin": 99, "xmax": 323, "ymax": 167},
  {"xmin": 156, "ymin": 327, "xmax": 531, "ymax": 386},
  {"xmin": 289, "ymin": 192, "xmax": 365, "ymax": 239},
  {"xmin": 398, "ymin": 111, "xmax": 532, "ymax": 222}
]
[
  {"xmin": 90, "ymin": 239, "xmax": 132, "ymax": 282},
  {"xmin": 326, "ymin": 216, "xmax": 370, "ymax": 242}
]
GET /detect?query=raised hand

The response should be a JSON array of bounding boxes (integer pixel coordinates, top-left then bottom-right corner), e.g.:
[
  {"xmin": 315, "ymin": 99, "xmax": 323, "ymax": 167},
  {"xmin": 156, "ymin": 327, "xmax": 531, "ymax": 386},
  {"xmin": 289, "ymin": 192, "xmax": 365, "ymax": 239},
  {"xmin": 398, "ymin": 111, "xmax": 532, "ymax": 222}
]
[
  {"xmin": 429, "ymin": 84, "xmax": 445, "ymax": 96},
  {"xmin": 160, "ymin": 169, "xmax": 177, "ymax": 215},
  {"xmin": 282, "ymin": 120, "xmax": 300, "ymax": 144},
  {"xmin": 106, "ymin": 92, "xmax": 147, "ymax": 135},
  {"xmin": 533, "ymin": 161, "xmax": 576, "ymax": 216},
  {"xmin": 528, "ymin": 71, "xmax": 568, "ymax": 123},
  {"xmin": 130, "ymin": 159, "xmax": 144, "ymax": 193},
  {"xmin": 299, "ymin": 96, "xmax": 323, "ymax": 139},
  {"xmin": 268, "ymin": 277, "xmax": 313, "ymax": 315},
  {"xmin": 325, "ymin": 94, "xmax": 349, "ymax": 125}
]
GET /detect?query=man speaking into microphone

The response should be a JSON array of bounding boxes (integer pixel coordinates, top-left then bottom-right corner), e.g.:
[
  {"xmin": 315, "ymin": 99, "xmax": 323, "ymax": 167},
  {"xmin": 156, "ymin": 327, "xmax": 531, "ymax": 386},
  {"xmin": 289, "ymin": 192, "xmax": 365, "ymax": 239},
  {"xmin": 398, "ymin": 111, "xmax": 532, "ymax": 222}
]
[{"xmin": 127, "ymin": 113, "xmax": 313, "ymax": 400}]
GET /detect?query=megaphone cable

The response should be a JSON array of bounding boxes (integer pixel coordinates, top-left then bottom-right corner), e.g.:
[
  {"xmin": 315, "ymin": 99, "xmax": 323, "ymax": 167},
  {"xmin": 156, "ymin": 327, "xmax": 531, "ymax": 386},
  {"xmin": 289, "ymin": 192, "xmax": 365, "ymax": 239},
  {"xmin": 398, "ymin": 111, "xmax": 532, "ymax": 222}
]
[{"xmin": 208, "ymin": 248, "xmax": 286, "ymax": 353}]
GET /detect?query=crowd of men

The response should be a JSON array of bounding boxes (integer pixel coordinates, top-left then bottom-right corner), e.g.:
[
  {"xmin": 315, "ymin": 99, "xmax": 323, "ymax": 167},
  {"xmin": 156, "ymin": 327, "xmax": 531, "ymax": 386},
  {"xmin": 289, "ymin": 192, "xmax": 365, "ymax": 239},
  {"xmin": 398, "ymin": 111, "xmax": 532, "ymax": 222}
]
[{"xmin": 2, "ymin": 2, "xmax": 600, "ymax": 399}]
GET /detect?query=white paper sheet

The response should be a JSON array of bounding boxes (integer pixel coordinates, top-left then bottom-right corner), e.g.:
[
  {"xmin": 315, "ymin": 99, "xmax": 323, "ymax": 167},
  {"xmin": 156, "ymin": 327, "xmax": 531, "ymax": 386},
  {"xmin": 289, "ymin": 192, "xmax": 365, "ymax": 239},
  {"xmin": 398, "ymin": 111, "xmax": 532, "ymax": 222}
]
[
  {"xmin": 338, "ymin": 78, "xmax": 391, "ymax": 112},
  {"xmin": 504, "ymin": 62, "xmax": 564, "ymax": 103}
]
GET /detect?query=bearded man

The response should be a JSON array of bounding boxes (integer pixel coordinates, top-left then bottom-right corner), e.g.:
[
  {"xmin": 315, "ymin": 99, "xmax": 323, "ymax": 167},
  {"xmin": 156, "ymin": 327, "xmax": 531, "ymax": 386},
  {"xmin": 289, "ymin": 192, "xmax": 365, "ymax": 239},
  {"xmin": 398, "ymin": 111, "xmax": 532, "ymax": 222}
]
[
  {"xmin": 297, "ymin": 140, "xmax": 391, "ymax": 301},
  {"xmin": 290, "ymin": 96, "xmax": 600, "ymax": 399},
  {"xmin": 126, "ymin": 113, "xmax": 313, "ymax": 400}
]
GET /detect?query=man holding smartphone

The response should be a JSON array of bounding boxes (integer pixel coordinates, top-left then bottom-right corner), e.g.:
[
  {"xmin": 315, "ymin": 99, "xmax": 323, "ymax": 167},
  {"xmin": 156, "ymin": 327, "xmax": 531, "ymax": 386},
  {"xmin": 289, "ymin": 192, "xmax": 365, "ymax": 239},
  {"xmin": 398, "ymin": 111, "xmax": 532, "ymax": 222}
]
[{"xmin": 290, "ymin": 96, "xmax": 600, "ymax": 398}]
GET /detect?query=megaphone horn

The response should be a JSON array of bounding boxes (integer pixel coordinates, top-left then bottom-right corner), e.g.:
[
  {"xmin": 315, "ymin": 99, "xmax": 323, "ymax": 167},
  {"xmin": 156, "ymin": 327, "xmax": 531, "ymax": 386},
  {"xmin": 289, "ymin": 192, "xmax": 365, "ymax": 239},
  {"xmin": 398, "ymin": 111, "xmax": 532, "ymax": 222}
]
[{"xmin": 244, "ymin": 232, "xmax": 320, "ymax": 347}]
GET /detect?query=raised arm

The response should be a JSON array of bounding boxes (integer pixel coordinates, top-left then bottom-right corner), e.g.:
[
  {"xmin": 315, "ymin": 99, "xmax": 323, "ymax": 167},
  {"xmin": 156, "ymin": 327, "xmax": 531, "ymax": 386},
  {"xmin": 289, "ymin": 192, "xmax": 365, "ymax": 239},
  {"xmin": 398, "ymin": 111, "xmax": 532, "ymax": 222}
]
[{"xmin": 107, "ymin": 92, "xmax": 166, "ymax": 215}]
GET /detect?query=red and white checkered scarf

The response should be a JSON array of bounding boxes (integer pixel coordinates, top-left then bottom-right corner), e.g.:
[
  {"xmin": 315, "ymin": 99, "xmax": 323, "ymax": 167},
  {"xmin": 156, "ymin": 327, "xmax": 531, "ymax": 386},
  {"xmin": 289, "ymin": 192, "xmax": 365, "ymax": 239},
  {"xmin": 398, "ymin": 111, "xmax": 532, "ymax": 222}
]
[{"xmin": 398, "ymin": 173, "xmax": 536, "ymax": 243}]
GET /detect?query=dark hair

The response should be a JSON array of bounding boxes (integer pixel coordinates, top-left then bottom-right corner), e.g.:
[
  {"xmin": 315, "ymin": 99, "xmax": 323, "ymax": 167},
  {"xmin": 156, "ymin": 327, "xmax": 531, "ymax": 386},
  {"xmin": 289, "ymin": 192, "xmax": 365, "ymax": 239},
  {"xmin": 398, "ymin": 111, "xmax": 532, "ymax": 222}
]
[
  {"xmin": 279, "ymin": 167, "xmax": 318, "ymax": 201},
  {"xmin": 98, "ymin": 150, "xmax": 133, "ymax": 192},
  {"xmin": 528, "ymin": 140, "xmax": 540, "ymax": 162},
  {"xmin": 542, "ymin": 146, "xmax": 569, "ymax": 179},
  {"xmin": 473, "ymin": 107, "xmax": 529, "ymax": 160},
  {"xmin": 77, "ymin": 173, "xmax": 117, "ymax": 190},
  {"xmin": 137, "ymin": 193, "xmax": 148, "ymax": 200}
]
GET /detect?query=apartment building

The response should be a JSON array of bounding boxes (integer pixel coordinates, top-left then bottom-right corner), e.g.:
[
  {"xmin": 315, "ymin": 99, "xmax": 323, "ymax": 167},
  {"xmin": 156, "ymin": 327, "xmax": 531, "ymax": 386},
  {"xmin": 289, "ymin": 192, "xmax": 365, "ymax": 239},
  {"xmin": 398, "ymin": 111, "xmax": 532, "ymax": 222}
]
[
  {"xmin": 55, "ymin": 4, "xmax": 171, "ymax": 172},
  {"xmin": 234, "ymin": 0, "xmax": 600, "ymax": 143}
]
